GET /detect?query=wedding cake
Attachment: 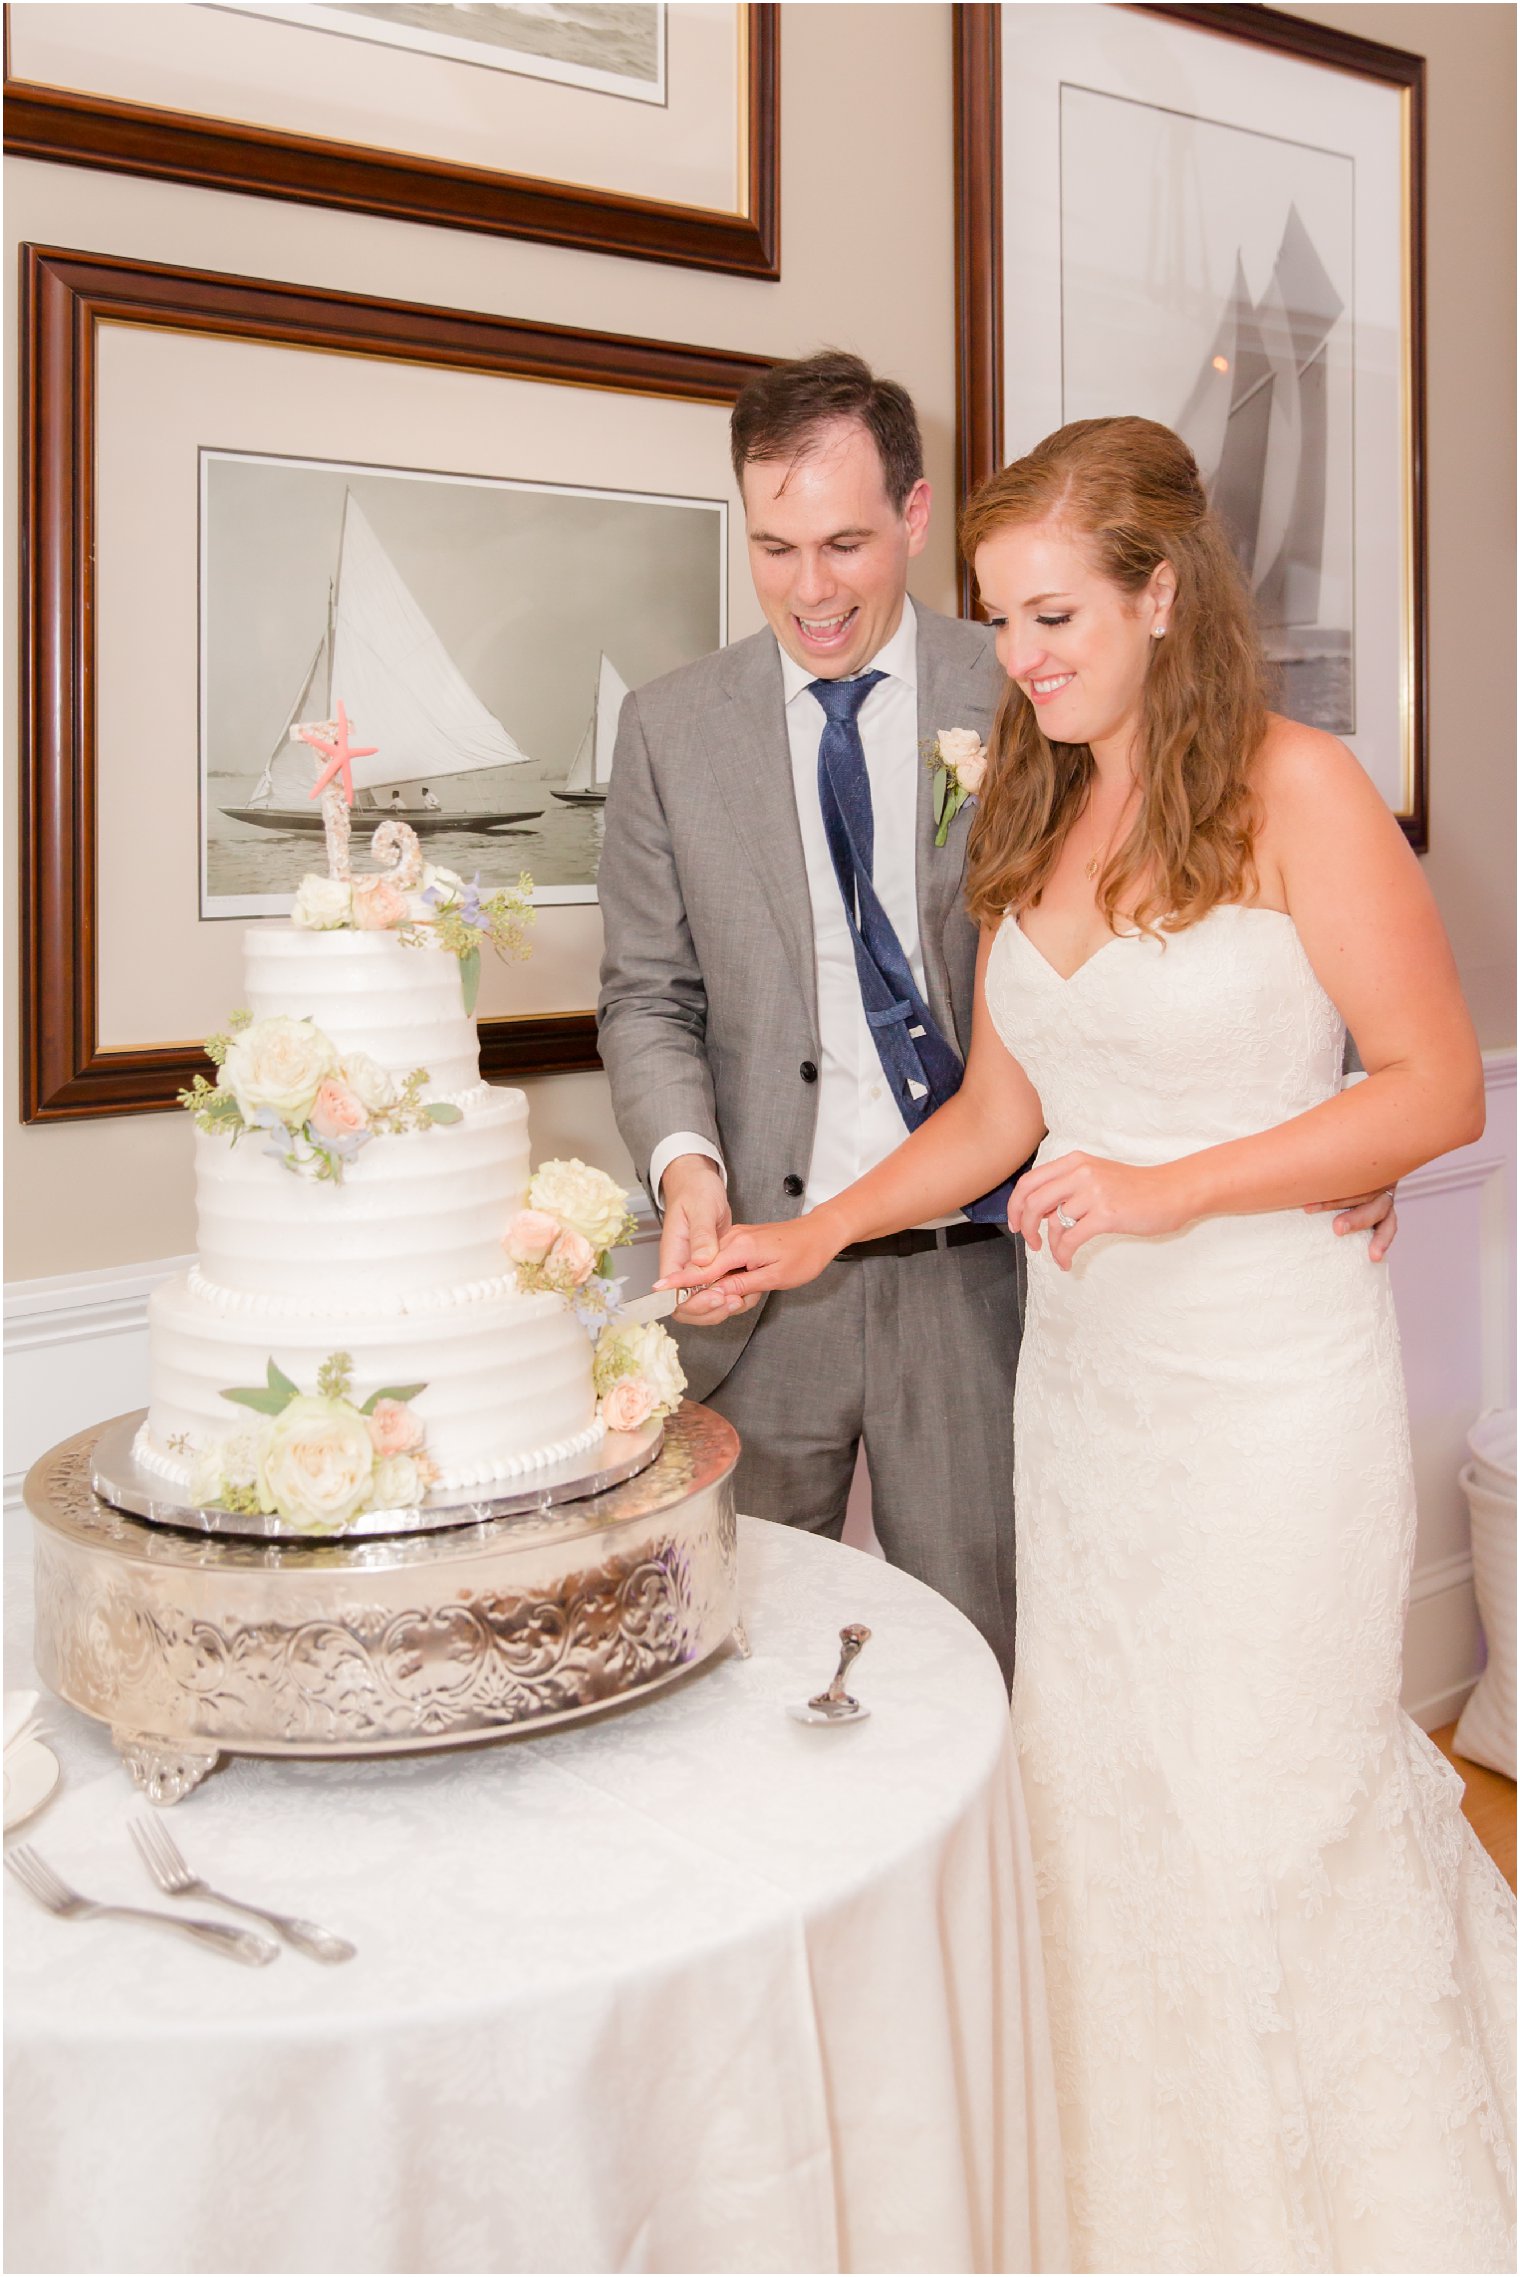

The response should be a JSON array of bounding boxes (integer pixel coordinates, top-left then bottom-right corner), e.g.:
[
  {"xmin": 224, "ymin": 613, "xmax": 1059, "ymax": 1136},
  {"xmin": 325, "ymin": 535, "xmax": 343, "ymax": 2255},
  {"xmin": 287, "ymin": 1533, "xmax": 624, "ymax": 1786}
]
[{"xmin": 133, "ymin": 822, "xmax": 683, "ymax": 1534}]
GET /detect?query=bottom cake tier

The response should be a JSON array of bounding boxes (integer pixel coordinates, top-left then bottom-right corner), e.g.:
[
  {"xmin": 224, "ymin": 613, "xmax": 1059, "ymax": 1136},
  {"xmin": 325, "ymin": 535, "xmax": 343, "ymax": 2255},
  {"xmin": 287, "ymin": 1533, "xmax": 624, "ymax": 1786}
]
[{"xmin": 137, "ymin": 1270, "xmax": 604, "ymax": 1494}]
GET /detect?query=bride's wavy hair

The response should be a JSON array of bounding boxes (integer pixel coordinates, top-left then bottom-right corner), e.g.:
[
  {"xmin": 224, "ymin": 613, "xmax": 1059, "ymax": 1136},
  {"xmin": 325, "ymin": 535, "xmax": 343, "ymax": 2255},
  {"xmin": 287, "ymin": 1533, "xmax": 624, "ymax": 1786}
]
[{"xmin": 957, "ymin": 416, "xmax": 1267, "ymax": 935}]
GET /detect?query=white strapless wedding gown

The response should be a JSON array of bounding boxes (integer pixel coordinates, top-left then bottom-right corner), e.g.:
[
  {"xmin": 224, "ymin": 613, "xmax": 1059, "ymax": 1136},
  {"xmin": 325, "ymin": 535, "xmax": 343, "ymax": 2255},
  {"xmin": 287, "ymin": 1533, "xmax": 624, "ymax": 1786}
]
[{"xmin": 986, "ymin": 904, "xmax": 1516, "ymax": 2274}]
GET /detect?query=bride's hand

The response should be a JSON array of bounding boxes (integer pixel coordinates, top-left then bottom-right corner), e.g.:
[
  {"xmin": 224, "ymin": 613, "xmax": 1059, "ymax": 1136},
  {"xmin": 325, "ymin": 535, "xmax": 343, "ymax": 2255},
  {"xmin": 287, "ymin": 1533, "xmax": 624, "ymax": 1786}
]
[
  {"xmin": 1009, "ymin": 1151, "xmax": 1189, "ymax": 1269},
  {"xmin": 655, "ymin": 1215, "xmax": 843, "ymax": 1303}
]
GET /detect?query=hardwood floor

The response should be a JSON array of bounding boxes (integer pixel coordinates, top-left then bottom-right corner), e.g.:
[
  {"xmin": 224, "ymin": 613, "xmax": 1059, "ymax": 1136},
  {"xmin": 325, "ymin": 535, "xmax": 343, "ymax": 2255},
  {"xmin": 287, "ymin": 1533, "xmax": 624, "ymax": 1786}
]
[{"xmin": 1430, "ymin": 1723, "xmax": 1517, "ymax": 1891}]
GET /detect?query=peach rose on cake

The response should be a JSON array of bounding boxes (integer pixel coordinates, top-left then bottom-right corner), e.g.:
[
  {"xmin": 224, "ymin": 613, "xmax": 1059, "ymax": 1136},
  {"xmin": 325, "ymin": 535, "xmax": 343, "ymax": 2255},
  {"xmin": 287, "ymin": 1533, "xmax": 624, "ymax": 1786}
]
[
  {"xmin": 219, "ymin": 1016, "xmax": 339, "ymax": 1128},
  {"xmin": 542, "ymin": 1227, "xmax": 597, "ymax": 1292},
  {"xmin": 308, "ymin": 1079, "xmax": 370, "ymax": 1142},
  {"xmin": 256, "ymin": 1395, "xmax": 375, "ymax": 1532},
  {"xmin": 602, "ymin": 1377, "xmax": 658, "ymax": 1434},
  {"xmin": 350, "ymin": 875, "xmax": 409, "ymax": 931},
  {"xmin": 367, "ymin": 1398, "xmax": 425, "ymax": 1457},
  {"xmin": 503, "ymin": 1208, "xmax": 563, "ymax": 1268}
]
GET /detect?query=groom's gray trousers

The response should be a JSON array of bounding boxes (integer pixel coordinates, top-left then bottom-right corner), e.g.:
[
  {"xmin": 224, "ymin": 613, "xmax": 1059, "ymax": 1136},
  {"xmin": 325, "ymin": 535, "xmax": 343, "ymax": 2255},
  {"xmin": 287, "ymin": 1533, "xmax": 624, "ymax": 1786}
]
[{"xmin": 691, "ymin": 1235, "xmax": 1022, "ymax": 1684}]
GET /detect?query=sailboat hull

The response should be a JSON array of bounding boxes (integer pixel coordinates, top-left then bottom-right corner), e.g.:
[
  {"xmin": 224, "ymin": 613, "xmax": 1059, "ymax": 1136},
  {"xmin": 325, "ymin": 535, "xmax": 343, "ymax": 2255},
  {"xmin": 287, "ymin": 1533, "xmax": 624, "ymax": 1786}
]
[
  {"xmin": 222, "ymin": 806, "xmax": 542, "ymax": 837},
  {"xmin": 550, "ymin": 789, "xmax": 608, "ymax": 808}
]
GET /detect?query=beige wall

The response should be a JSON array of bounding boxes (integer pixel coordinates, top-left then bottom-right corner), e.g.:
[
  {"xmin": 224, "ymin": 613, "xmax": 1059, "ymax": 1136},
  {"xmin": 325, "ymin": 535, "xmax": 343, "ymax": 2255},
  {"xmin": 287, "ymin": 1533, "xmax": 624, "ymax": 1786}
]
[{"xmin": 6, "ymin": 2, "xmax": 1513, "ymax": 1280}]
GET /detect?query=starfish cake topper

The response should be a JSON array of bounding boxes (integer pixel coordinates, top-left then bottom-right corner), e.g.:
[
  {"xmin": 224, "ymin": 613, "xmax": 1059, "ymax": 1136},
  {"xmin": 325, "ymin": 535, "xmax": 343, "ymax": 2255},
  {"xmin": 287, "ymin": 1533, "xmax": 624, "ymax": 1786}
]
[{"xmin": 297, "ymin": 702, "xmax": 378, "ymax": 807}]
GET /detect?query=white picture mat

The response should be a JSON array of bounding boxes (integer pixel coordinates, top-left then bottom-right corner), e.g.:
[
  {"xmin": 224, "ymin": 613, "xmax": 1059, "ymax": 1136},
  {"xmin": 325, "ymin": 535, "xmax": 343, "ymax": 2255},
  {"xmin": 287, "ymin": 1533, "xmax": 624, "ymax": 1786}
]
[
  {"xmin": 999, "ymin": 4, "xmax": 1412, "ymax": 814},
  {"xmin": 93, "ymin": 321, "xmax": 757, "ymax": 1052},
  {"xmin": 10, "ymin": 1, "xmax": 742, "ymax": 212},
  {"xmin": 226, "ymin": 4, "xmax": 668, "ymax": 105}
]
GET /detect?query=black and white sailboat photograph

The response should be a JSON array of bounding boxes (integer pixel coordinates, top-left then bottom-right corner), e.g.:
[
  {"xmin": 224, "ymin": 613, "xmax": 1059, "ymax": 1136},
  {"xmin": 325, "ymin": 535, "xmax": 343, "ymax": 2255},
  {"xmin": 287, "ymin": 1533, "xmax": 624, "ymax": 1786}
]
[
  {"xmin": 200, "ymin": 450, "xmax": 725, "ymax": 916},
  {"xmin": 1056, "ymin": 85, "xmax": 1355, "ymax": 735}
]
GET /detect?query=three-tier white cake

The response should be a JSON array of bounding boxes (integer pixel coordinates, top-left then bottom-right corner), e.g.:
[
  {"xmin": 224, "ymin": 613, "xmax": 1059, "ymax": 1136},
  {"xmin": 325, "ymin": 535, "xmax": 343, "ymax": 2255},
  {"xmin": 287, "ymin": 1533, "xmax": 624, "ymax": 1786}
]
[{"xmin": 136, "ymin": 923, "xmax": 606, "ymax": 1498}]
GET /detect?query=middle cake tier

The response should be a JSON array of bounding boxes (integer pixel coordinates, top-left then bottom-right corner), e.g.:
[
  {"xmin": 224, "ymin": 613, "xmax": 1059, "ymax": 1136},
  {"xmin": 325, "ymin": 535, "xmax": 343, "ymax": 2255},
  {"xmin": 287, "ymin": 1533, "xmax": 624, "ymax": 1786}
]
[{"xmin": 194, "ymin": 1085, "xmax": 529, "ymax": 1312}]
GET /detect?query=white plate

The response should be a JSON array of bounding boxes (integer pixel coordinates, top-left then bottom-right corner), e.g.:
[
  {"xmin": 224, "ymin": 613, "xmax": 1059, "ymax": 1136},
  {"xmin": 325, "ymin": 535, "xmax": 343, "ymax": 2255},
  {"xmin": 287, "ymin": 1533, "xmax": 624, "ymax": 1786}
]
[{"xmin": 3, "ymin": 1738, "xmax": 61, "ymax": 1832}]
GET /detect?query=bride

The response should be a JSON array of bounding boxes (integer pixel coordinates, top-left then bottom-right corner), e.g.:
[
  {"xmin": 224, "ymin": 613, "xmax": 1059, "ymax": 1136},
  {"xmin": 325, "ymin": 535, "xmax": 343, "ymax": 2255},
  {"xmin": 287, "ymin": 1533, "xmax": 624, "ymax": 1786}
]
[{"xmin": 667, "ymin": 417, "xmax": 1516, "ymax": 2271}]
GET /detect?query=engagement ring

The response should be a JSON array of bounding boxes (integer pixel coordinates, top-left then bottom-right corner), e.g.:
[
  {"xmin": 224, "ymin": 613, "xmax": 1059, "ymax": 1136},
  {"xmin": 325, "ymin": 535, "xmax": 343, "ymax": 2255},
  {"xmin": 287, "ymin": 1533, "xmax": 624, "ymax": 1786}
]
[{"xmin": 1056, "ymin": 1207, "xmax": 1078, "ymax": 1230}]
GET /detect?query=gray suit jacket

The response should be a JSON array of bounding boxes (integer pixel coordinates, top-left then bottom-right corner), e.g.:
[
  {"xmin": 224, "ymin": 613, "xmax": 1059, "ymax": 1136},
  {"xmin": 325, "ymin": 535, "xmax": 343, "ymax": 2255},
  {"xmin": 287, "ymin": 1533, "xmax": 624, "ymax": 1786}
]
[{"xmin": 597, "ymin": 598, "xmax": 1004, "ymax": 1399}]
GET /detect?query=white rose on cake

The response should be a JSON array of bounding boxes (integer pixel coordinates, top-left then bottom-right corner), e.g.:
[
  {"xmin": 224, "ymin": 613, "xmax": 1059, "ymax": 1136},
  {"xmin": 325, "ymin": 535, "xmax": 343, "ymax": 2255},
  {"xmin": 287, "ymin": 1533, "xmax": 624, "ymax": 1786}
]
[
  {"xmin": 219, "ymin": 1016, "xmax": 340, "ymax": 1128},
  {"xmin": 338, "ymin": 1051, "xmax": 398, "ymax": 1114},
  {"xmin": 528, "ymin": 1159, "xmax": 633, "ymax": 1255},
  {"xmin": 291, "ymin": 874, "xmax": 354, "ymax": 931},
  {"xmin": 256, "ymin": 1395, "xmax": 376, "ymax": 1532},
  {"xmin": 593, "ymin": 1319, "xmax": 686, "ymax": 1419},
  {"xmin": 371, "ymin": 1452, "xmax": 425, "ymax": 1509}
]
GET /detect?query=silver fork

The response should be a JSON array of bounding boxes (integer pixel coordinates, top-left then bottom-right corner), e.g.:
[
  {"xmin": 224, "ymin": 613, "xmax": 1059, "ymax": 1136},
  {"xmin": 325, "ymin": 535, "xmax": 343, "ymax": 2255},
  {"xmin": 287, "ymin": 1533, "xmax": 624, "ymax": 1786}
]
[
  {"xmin": 130, "ymin": 1817, "xmax": 356, "ymax": 1964},
  {"xmin": 5, "ymin": 1844, "xmax": 278, "ymax": 1966}
]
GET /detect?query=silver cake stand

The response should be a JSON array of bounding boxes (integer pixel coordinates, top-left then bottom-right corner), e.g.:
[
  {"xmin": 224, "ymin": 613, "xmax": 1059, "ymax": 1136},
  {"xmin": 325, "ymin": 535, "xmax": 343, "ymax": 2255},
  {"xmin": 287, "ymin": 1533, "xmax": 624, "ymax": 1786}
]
[{"xmin": 25, "ymin": 1402, "xmax": 741, "ymax": 1806}]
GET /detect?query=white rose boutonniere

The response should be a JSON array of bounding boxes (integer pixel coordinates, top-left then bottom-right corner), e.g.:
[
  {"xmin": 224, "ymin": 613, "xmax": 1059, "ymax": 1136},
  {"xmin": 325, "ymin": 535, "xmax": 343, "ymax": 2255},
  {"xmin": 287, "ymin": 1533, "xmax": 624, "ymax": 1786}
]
[{"xmin": 925, "ymin": 727, "xmax": 989, "ymax": 847}]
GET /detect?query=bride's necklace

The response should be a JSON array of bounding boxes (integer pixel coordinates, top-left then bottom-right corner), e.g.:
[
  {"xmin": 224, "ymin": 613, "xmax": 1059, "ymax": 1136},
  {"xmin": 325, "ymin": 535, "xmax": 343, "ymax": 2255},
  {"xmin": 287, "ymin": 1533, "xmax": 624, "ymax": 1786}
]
[{"xmin": 1079, "ymin": 780, "xmax": 1140, "ymax": 882}]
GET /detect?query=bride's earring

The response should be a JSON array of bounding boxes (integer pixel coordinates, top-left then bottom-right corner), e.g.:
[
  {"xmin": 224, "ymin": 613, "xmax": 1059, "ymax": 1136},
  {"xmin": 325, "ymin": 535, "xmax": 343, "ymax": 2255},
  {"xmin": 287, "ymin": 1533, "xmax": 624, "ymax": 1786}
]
[{"xmin": 1152, "ymin": 622, "xmax": 1166, "ymax": 639}]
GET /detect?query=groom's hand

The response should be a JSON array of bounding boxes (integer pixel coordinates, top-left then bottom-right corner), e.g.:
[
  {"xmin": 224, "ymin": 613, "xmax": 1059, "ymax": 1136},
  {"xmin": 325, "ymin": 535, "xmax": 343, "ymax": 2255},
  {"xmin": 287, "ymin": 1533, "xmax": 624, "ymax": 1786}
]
[
  {"xmin": 1306, "ymin": 1185, "xmax": 1399, "ymax": 1262},
  {"xmin": 659, "ymin": 1155, "xmax": 753, "ymax": 1322}
]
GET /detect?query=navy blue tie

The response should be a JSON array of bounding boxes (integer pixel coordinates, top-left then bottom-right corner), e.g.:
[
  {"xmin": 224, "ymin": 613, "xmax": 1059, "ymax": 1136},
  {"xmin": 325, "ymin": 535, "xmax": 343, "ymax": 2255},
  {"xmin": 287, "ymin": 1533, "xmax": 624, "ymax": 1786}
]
[{"xmin": 809, "ymin": 674, "xmax": 1012, "ymax": 1226}]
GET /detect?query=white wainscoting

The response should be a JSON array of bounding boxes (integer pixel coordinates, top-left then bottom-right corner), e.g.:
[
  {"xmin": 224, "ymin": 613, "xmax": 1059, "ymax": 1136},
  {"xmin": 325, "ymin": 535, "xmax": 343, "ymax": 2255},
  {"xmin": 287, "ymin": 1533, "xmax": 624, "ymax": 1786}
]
[{"xmin": 6, "ymin": 1055, "xmax": 1515, "ymax": 1727}]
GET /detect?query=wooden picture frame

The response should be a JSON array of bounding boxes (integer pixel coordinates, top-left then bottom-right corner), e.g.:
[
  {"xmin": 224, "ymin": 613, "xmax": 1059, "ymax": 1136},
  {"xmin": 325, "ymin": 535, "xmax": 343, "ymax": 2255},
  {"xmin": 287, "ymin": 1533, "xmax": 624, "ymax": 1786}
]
[
  {"xmin": 4, "ymin": 3, "xmax": 779, "ymax": 281},
  {"xmin": 19, "ymin": 243, "xmax": 771, "ymax": 1123},
  {"xmin": 954, "ymin": 1, "xmax": 1428, "ymax": 846}
]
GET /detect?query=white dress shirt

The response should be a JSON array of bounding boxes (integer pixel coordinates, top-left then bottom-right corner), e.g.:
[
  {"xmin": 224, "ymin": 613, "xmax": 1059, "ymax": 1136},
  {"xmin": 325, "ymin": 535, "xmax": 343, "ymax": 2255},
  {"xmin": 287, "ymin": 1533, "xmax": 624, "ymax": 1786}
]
[{"xmin": 651, "ymin": 610, "xmax": 960, "ymax": 1222}]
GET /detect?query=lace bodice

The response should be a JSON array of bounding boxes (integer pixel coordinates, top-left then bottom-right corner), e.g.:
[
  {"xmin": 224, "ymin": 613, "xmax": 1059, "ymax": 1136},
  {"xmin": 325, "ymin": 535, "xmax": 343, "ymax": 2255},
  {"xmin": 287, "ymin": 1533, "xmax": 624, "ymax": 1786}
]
[{"xmin": 986, "ymin": 902, "xmax": 1346, "ymax": 1162}]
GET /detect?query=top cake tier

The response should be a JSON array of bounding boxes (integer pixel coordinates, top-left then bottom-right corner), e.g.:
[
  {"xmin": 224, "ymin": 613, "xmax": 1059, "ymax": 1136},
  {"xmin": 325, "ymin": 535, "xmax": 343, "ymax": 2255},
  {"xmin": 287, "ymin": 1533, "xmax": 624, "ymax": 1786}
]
[{"xmin": 243, "ymin": 926, "xmax": 479, "ymax": 1097}]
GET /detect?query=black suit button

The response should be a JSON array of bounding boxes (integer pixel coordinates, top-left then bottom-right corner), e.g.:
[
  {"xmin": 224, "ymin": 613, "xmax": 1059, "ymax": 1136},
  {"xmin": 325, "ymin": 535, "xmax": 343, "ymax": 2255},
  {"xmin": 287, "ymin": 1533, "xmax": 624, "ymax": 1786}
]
[
  {"xmin": 783, "ymin": 1174, "xmax": 804, "ymax": 1197},
  {"xmin": 799, "ymin": 1060, "xmax": 818, "ymax": 1084}
]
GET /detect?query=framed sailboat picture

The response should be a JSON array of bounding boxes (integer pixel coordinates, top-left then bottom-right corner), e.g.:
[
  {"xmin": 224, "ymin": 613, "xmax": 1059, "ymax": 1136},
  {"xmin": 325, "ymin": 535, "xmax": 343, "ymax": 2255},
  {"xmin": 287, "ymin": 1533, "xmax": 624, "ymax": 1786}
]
[
  {"xmin": 18, "ymin": 245, "xmax": 767, "ymax": 1121},
  {"xmin": 201, "ymin": 454, "xmax": 725, "ymax": 916},
  {"xmin": 954, "ymin": 3, "xmax": 1427, "ymax": 844},
  {"xmin": 5, "ymin": 3, "xmax": 778, "ymax": 280}
]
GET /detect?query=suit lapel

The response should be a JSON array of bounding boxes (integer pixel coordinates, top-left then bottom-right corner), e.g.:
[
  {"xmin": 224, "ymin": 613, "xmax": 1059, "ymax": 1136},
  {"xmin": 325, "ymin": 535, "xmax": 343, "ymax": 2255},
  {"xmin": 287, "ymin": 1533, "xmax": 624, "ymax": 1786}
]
[
  {"xmin": 707, "ymin": 634, "xmax": 820, "ymax": 1034},
  {"xmin": 914, "ymin": 603, "xmax": 997, "ymax": 1042}
]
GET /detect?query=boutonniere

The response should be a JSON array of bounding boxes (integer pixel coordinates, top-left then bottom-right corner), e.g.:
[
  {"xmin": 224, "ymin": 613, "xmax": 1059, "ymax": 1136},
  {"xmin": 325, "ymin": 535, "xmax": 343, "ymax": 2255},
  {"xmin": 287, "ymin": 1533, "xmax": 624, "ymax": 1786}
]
[{"xmin": 924, "ymin": 728, "xmax": 989, "ymax": 847}]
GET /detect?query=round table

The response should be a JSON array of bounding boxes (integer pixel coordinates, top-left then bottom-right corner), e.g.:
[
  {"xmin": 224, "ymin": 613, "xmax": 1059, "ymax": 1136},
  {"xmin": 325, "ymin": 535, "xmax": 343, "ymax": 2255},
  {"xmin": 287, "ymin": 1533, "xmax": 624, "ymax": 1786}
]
[{"xmin": 4, "ymin": 1513, "xmax": 1067, "ymax": 2275}]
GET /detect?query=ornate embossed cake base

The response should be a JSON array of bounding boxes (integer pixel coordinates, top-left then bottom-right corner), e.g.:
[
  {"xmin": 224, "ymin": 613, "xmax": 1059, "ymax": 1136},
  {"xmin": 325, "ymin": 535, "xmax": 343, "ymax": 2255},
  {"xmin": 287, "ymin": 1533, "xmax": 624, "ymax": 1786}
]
[{"xmin": 25, "ymin": 1403, "xmax": 740, "ymax": 1804}]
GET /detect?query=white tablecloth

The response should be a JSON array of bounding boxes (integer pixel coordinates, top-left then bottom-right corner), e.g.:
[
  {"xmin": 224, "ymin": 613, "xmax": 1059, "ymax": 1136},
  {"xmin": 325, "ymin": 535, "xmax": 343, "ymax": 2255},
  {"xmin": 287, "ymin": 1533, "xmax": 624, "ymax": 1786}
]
[{"xmin": 4, "ymin": 1512, "xmax": 1066, "ymax": 2275}]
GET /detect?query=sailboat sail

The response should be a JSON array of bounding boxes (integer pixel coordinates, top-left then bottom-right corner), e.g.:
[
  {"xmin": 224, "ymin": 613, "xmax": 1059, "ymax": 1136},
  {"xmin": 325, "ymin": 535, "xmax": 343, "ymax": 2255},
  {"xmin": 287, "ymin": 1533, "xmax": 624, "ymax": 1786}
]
[
  {"xmin": 326, "ymin": 494, "xmax": 531, "ymax": 791},
  {"xmin": 252, "ymin": 632, "xmax": 328, "ymax": 805},
  {"xmin": 561, "ymin": 653, "xmax": 629, "ymax": 797},
  {"xmin": 1175, "ymin": 208, "xmax": 1343, "ymax": 627},
  {"xmin": 593, "ymin": 654, "xmax": 628, "ymax": 788}
]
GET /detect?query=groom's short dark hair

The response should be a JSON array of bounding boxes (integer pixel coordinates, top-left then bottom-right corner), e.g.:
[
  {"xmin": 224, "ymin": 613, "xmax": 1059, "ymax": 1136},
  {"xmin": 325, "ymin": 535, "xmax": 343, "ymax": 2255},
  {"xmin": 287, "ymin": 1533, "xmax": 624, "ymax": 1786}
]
[{"xmin": 730, "ymin": 350, "xmax": 925, "ymax": 511}]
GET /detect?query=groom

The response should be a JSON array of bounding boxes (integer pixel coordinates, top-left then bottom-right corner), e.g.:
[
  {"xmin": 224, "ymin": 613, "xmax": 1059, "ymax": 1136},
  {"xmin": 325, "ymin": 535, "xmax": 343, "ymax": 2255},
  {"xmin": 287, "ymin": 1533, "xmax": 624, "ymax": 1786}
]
[
  {"xmin": 597, "ymin": 351, "xmax": 1396, "ymax": 1681},
  {"xmin": 598, "ymin": 351, "xmax": 1022, "ymax": 1675}
]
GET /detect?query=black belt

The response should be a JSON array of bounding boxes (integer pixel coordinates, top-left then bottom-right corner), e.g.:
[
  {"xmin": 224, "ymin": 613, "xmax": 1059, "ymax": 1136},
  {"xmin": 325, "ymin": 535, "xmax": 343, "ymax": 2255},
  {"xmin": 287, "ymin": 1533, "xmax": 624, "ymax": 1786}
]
[{"xmin": 835, "ymin": 1222, "xmax": 1005, "ymax": 1262}]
